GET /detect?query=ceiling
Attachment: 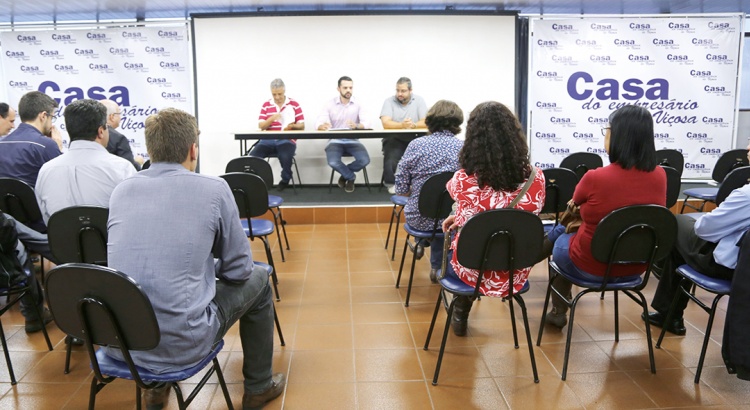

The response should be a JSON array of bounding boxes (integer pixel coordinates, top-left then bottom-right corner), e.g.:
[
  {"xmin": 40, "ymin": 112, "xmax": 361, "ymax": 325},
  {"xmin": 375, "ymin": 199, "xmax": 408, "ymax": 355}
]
[{"xmin": 0, "ymin": 0, "xmax": 748, "ymax": 24}]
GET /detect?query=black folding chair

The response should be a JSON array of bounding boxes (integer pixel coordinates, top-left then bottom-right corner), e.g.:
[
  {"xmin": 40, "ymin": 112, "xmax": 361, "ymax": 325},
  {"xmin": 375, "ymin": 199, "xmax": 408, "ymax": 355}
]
[
  {"xmin": 559, "ymin": 152, "xmax": 603, "ymax": 181},
  {"xmin": 681, "ymin": 149, "xmax": 748, "ymax": 213},
  {"xmin": 395, "ymin": 172, "xmax": 454, "ymax": 307},
  {"xmin": 45, "ymin": 263, "xmax": 233, "ymax": 410},
  {"xmin": 541, "ymin": 168, "xmax": 578, "ymax": 231},
  {"xmin": 0, "ymin": 177, "xmax": 48, "ymax": 278},
  {"xmin": 424, "ymin": 209, "xmax": 542, "ymax": 385},
  {"xmin": 662, "ymin": 166, "xmax": 681, "ymax": 209},
  {"xmin": 537, "ymin": 205, "xmax": 677, "ymax": 380},
  {"xmin": 655, "ymin": 149, "xmax": 684, "ymax": 178},
  {"xmin": 245, "ymin": 140, "xmax": 302, "ymax": 191}
]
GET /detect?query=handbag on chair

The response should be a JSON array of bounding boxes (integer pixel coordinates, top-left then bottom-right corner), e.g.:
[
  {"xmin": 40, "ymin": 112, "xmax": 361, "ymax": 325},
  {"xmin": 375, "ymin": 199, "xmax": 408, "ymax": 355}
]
[{"xmin": 559, "ymin": 201, "xmax": 582, "ymax": 234}]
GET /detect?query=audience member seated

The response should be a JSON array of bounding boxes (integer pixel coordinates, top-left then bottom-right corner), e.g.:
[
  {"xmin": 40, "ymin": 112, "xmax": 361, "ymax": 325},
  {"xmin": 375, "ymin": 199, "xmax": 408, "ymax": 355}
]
[
  {"xmin": 316, "ymin": 76, "xmax": 370, "ymax": 193},
  {"xmin": 544, "ymin": 105, "xmax": 666, "ymax": 328},
  {"xmin": 646, "ymin": 144, "xmax": 750, "ymax": 335},
  {"xmin": 381, "ymin": 77, "xmax": 428, "ymax": 193},
  {"xmin": 36, "ymin": 99, "xmax": 136, "ymax": 224},
  {"xmin": 0, "ymin": 91, "xmax": 62, "ymax": 188},
  {"xmin": 100, "ymin": 99, "xmax": 144, "ymax": 170},
  {"xmin": 0, "ymin": 102, "xmax": 17, "ymax": 139},
  {"xmin": 248, "ymin": 78, "xmax": 305, "ymax": 191},
  {"xmin": 441, "ymin": 101, "xmax": 546, "ymax": 336},
  {"xmin": 105, "ymin": 108, "xmax": 285, "ymax": 410},
  {"xmin": 394, "ymin": 99, "xmax": 463, "ymax": 283}
]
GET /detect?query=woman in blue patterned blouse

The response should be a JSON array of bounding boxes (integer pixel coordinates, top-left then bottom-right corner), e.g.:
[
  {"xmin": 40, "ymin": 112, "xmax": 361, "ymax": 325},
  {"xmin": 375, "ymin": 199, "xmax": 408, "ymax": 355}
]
[{"xmin": 394, "ymin": 100, "xmax": 464, "ymax": 282}]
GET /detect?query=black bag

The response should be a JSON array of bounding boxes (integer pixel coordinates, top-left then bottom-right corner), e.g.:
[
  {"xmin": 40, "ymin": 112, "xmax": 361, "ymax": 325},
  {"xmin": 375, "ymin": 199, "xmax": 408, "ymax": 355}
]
[{"xmin": 0, "ymin": 212, "xmax": 28, "ymax": 288}]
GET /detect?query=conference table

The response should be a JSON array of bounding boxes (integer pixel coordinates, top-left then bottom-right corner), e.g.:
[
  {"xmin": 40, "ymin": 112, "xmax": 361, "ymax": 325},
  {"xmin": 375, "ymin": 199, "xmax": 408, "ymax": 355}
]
[{"xmin": 233, "ymin": 129, "xmax": 428, "ymax": 156}]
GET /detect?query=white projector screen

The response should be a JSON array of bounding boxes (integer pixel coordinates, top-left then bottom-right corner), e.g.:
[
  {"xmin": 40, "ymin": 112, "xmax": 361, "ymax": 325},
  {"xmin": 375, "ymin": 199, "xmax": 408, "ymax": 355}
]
[{"xmin": 192, "ymin": 14, "xmax": 517, "ymax": 182}]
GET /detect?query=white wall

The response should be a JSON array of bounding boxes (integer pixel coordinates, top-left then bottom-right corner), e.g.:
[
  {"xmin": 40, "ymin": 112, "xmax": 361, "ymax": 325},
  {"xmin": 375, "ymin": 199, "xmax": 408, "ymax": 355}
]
[{"xmin": 192, "ymin": 14, "xmax": 517, "ymax": 182}]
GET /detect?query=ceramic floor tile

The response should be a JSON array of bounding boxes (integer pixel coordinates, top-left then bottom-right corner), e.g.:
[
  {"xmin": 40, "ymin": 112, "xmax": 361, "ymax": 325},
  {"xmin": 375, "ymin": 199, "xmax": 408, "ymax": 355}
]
[
  {"xmin": 282, "ymin": 382, "xmax": 355, "ymax": 410},
  {"xmin": 564, "ymin": 371, "xmax": 657, "ymax": 409},
  {"xmin": 627, "ymin": 368, "xmax": 726, "ymax": 407},
  {"xmin": 293, "ymin": 324, "xmax": 353, "ymax": 350},
  {"xmin": 353, "ymin": 323, "xmax": 414, "ymax": 349},
  {"xmin": 351, "ymin": 303, "xmax": 407, "ymax": 324},
  {"xmin": 354, "ymin": 349, "xmax": 424, "ymax": 382},
  {"xmin": 428, "ymin": 377, "xmax": 509, "ymax": 410},
  {"xmin": 494, "ymin": 375, "xmax": 584, "ymax": 410},
  {"xmin": 356, "ymin": 380, "xmax": 432, "ymax": 410},
  {"xmin": 417, "ymin": 346, "xmax": 492, "ymax": 381},
  {"xmin": 288, "ymin": 350, "xmax": 354, "ymax": 383}
]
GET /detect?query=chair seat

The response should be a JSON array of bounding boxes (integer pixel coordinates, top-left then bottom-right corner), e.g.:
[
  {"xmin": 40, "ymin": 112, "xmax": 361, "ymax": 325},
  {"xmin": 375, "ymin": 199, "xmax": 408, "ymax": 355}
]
[
  {"xmin": 391, "ymin": 195, "xmax": 408, "ymax": 206},
  {"xmin": 543, "ymin": 222, "xmax": 557, "ymax": 234},
  {"xmin": 254, "ymin": 261, "xmax": 273, "ymax": 276},
  {"xmin": 241, "ymin": 219, "xmax": 274, "ymax": 237},
  {"xmin": 683, "ymin": 187, "xmax": 718, "ymax": 201},
  {"xmin": 404, "ymin": 223, "xmax": 445, "ymax": 239},
  {"xmin": 95, "ymin": 340, "xmax": 224, "ymax": 382},
  {"xmin": 686, "ymin": 212, "xmax": 706, "ymax": 220},
  {"xmin": 550, "ymin": 261, "xmax": 643, "ymax": 290},
  {"xmin": 676, "ymin": 264, "xmax": 732, "ymax": 294},
  {"xmin": 268, "ymin": 195, "xmax": 283, "ymax": 208},
  {"xmin": 439, "ymin": 273, "xmax": 530, "ymax": 296}
]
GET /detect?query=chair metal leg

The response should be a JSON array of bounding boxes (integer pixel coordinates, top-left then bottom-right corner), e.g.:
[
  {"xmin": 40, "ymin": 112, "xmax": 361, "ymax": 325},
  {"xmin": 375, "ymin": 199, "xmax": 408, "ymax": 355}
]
[
  {"xmin": 431, "ymin": 294, "xmax": 458, "ymax": 385},
  {"xmin": 90, "ymin": 377, "xmax": 100, "ymax": 410},
  {"xmin": 362, "ymin": 167, "xmax": 371, "ymax": 192},
  {"xmin": 292, "ymin": 157, "xmax": 302, "ymax": 188},
  {"xmin": 404, "ymin": 238, "xmax": 421, "ymax": 307},
  {"xmin": 424, "ymin": 290, "xmax": 444, "ymax": 350},
  {"xmin": 328, "ymin": 170, "xmax": 335, "ymax": 193},
  {"xmin": 514, "ymin": 295, "xmax": 540, "ymax": 383},
  {"xmin": 536, "ymin": 267, "xmax": 556, "ymax": 346},
  {"xmin": 634, "ymin": 291, "xmax": 656, "ymax": 374},
  {"xmin": 507, "ymin": 295, "xmax": 520, "ymax": 348},
  {"xmin": 614, "ymin": 290, "xmax": 619, "ymax": 342},
  {"xmin": 215, "ymin": 358, "xmax": 234, "ymax": 410},
  {"xmin": 561, "ymin": 291, "xmax": 586, "ymax": 380},
  {"xmin": 385, "ymin": 205, "xmax": 397, "ymax": 250},
  {"xmin": 395, "ymin": 234, "xmax": 410, "ymax": 288},
  {"xmin": 65, "ymin": 337, "xmax": 73, "ymax": 373},
  {"xmin": 391, "ymin": 208, "xmax": 403, "ymax": 261},
  {"xmin": 679, "ymin": 196, "xmax": 689, "ymax": 214},
  {"xmin": 261, "ymin": 237, "xmax": 280, "ymax": 301},
  {"xmin": 0, "ymin": 319, "xmax": 16, "ymax": 385},
  {"xmin": 273, "ymin": 303, "xmax": 285, "ymax": 346},
  {"xmin": 172, "ymin": 383, "xmax": 187, "ymax": 409},
  {"xmin": 271, "ymin": 213, "xmax": 286, "ymax": 263},
  {"xmin": 695, "ymin": 294, "xmax": 725, "ymax": 383},
  {"xmin": 275, "ymin": 207, "xmax": 291, "ymax": 251}
]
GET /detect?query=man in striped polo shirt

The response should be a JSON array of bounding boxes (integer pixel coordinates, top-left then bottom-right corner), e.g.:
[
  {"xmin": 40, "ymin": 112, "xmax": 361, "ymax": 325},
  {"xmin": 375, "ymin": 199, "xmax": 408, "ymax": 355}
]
[{"xmin": 248, "ymin": 78, "xmax": 305, "ymax": 191}]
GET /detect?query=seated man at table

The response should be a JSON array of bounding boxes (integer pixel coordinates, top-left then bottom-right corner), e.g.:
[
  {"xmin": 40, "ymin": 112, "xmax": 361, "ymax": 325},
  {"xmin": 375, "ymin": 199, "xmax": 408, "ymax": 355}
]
[
  {"xmin": 316, "ymin": 76, "xmax": 370, "ymax": 193},
  {"xmin": 646, "ymin": 147, "xmax": 750, "ymax": 335},
  {"xmin": 380, "ymin": 77, "xmax": 427, "ymax": 194},
  {"xmin": 106, "ymin": 108, "xmax": 285, "ymax": 409},
  {"xmin": 248, "ymin": 78, "xmax": 305, "ymax": 191}
]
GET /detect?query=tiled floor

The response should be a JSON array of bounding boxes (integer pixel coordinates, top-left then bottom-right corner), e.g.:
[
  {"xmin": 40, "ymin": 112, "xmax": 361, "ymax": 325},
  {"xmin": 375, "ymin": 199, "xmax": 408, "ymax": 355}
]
[{"xmin": 1, "ymin": 222, "xmax": 749, "ymax": 409}]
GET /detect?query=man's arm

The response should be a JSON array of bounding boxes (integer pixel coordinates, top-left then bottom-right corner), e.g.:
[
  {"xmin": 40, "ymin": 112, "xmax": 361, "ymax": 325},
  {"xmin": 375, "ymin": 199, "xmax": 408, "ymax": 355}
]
[
  {"xmin": 213, "ymin": 182, "xmax": 253, "ymax": 282},
  {"xmin": 112, "ymin": 132, "xmax": 141, "ymax": 171},
  {"xmin": 695, "ymin": 188, "xmax": 750, "ymax": 243},
  {"xmin": 284, "ymin": 103, "xmax": 306, "ymax": 130},
  {"xmin": 414, "ymin": 97, "xmax": 428, "ymax": 128},
  {"xmin": 381, "ymin": 116, "xmax": 416, "ymax": 129}
]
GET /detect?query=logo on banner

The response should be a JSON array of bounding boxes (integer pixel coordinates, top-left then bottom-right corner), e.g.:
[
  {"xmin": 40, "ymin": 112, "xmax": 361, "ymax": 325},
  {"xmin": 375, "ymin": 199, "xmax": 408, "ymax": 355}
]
[
  {"xmin": 123, "ymin": 62, "xmax": 149, "ymax": 73},
  {"xmin": 691, "ymin": 38, "xmax": 720, "ymax": 49},
  {"xmin": 705, "ymin": 54, "xmax": 734, "ymax": 65},
  {"xmin": 20, "ymin": 65, "xmax": 45, "ymax": 76},
  {"xmin": 16, "ymin": 34, "xmax": 41, "ymax": 45},
  {"xmin": 689, "ymin": 69, "xmax": 716, "ymax": 81},
  {"xmin": 614, "ymin": 38, "xmax": 641, "ymax": 50},
  {"xmin": 567, "ymin": 72, "xmax": 669, "ymax": 101},
  {"xmin": 159, "ymin": 61, "xmax": 185, "ymax": 72},
  {"xmin": 590, "ymin": 54, "xmax": 616, "ymax": 66},
  {"xmin": 109, "ymin": 47, "xmax": 135, "ymax": 58},
  {"xmin": 685, "ymin": 162, "xmax": 711, "ymax": 175},
  {"xmin": 629, "ymin": 23, "xmax": 656, "ymax": 34},
  {"xmin": 590, "ymin": 23, "xmax": 617, "ymax": 34},
  {"xmin": 552, "ymin": 55, "xmax": 578, "ymax": 66},
  {"xmin": 8, "ymin": 80, "xmax": 33, "ymax": 91},
  {"xmin": 122, "ymin": 31, "xmax": 148, "ymax": 41},
  {"xmin": 537, "ymin": 39, "xmax": 562, "ymax": 50},
  {"xmin": 586, "ymin": 147, "xmax": 607, "ymax": 155},
  {"xmin": 86, "ymin": 32, "xmax": 112, "ymax": 43},
  {"xmin": 708, "ymin": 21, "xmax": 736, "ymax": 33},
  {"xmin": 628, "ymin": 54, "xmax": 655, "ymax": 65},
  {"xmin": 534, "ymin": 131, "xmax": 561, "ymax": 142},
  {"xmin": 51, "ymin": 33, "xmax": 77, "ymax": 44},
  {"xmin": 535, "ymin": 101, "xmax": 562, "ymax": 112},
  {"xmin": 145, "ymin": 46, "xmax": 171, "ymax": 57},
  {"xmin": 703, "ymin": 84, "xmax": 731, "ymax": 97},
  {"xmin": 74, "ymin": 48, "xmax": 100, "ymax": 59},
  {"xmin": 89, "ymin": 63, "xmax": 114, "ymax": 74},
  {"xmin": 161, "ymin": 91, "xmax": 187, "ymax": 103},
  {"xmin": 666, "ymin": 54, "xmax": 694, "ymax": 65},
  {"xmin": 652, "ymin": 38, "xmax": 680, "ymax": 50},
  {"xmin": 5, "ymin": 50, "xmax": 30, "ymax": 61},
  {"xmin": 701, "ymin": 117, "xmax": 730, "ymax": 128},
  {"xmin": 686, "ymin": 131, "xmax": 713, "ymax": 142},
  {"xmin": 54, "ymin": 64, "xmax": 79, "ymax": 75},
  {"xmin": 533, "ymin": 162, "xmax": 556, "ymax": 169},
  {"xmin": 551, "ymin": 23, "xmax": 578, "ymax": 34},
  {"xmin": 158, "ymin": 30, "xmax": 185, "ymax": 41},
  {"xmin": 39, "ymin": 49, "xmax": 65, "ymax": 60},
  {"xmin": 654, "ymin": 132, "xmax": 674, "ymax": 143},
  {"xmin": 573, "ymin": 131, "xmax": 597, "ymax": 140},
  {"xmin": 536, "ymin": 71, "xmax": 564, "ymax": 82},
  {"xmin": 550, "ymin": 117, "xmax": 576, "ymax": 128},
  {"xmin": 700, "ymin": 147, "xmax": 723, "ymax": 159},
  {"xmin": 667, "ymin": 21, "xmax": 695, "ymax": 34},
  {"xmin": 587, "ymin": 117, "xmax": 608, "ymax": 126},
  {"xmin": 38, "ymin": 81, "xmax": 131, "ymax": 106},
  {"xmin": 147, "ymin": 77, "xmax": 172, "ymax": 88},
  {"xmin": 575, "ymin": 39, "xmax": 601, "ymax": 49},
  {"xmin": 548, "ymin": 147, "xmax": 571, "ymax": 156}
]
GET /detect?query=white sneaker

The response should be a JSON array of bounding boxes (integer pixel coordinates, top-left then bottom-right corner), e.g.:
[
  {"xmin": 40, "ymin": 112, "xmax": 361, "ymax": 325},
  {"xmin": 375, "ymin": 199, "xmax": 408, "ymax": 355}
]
[{"xmin": 387, "ymin": 185, "xmax": 396, "ymax": 194}]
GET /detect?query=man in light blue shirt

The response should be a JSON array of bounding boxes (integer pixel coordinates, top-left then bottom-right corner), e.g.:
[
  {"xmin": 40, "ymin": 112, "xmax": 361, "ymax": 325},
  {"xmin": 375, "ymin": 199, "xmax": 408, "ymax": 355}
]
[
  {"xmin": 316, "ymin": 76, "xmax": 371, "ymax": 193},
  {"xmin": 106, "ymin": 108, "xmax": 284, "ymax": 410},
  {"xmin": 648, "ymin": 148, "xmax": 750, "ymax": 335}
]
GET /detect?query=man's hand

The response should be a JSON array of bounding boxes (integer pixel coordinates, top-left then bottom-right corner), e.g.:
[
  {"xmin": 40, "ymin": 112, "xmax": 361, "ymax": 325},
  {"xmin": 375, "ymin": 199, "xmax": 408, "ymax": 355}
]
[
  {"xmin": 402, "ymin": 118, "xmax": 415, "ymax": 129},
  {"xmin": 49, "ymin": 125, "xmax": 63, "ymax": 150},
  {"xmin": 346, "ymin": 120, "xmax": 358, "ymax": 129},
  {"xmin": 269, "ymin": 112, "xmax": 282, "ymax": 122},
  {"xmin": 134, "ymin": 155, "xmax": 145, "ymax": 165},
  {"xmin": 284, "ymin": 123, "xmax": 295, "ymax": 131},
  {"xmin": 442, "ymin": 215, "xmax": 457, "ymax": 232},
  {"xmin": 318, "ymin": 122, "xmax": 331, "ymax": 131}
]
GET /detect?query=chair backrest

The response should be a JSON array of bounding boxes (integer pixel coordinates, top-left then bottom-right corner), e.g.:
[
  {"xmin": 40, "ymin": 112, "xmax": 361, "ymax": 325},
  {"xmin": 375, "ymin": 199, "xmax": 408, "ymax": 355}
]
[
  {"xmin": 417, "ymin": 172, "xmax": 455, "ymax": 231},
  {"xmin": 655, "ymin": 149, "xmax": 685, "ymax": 177},
  {"xmin": 226, "ymin": 156, "xmax": 274, "ymax": 189},
  {"xmin": 45, "ymin": 263, "xmax": 159, "ymax": 350},
  {"xmin": 559, "ymin": 152, "xmax": 603, "ymax": 180},
  {"xmin": 141, "ymin": 159, "xmax": 151, "ymax": 170},
  {"xmin": 590, "ymin": 205, "xmax": 677, "ymax": 282},
  {"xmin": 716, "ymin": 166, "xmax": 750, "ymax": 206},
  {"xmin": 220, "ymin": 172, "xmax": 269, "ymax": 219},
  {"xmin": 712, "ymin": 149, "xmax": 749, "ymax": 183},
  {"xmin": 661, "ymin": 166, "xmax": 680, "ymax": 209},
  {"xmin": 0, "ymin": 177, "xmax": 43, "ymax": 224},
  {"xmin": 47, "ymin": 206, "xmax": 109, "ymax": 265},
  {"xmin": 456, "ymin": 209, "xmax": 543, "ymax": 295},
  {"xmin": 541, "ymin": 168, "xmax": 578, "ymax": 220}
]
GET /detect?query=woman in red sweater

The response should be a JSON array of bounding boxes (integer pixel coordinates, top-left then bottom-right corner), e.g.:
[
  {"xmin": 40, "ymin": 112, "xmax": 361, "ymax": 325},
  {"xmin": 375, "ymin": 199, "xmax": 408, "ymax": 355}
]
[{"xmin": 545, "ymin": 105, "xmax": 666, "ymax": 328}]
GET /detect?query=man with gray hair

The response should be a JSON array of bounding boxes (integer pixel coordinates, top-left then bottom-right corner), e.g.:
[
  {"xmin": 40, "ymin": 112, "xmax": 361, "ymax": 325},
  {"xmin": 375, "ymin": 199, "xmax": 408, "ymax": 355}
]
[
  {"xmin": 248, "ymin": 78, "xmax": 305, "ymax": 191},
  {"xmin": 100, "ymin": 99, "xmax": 143, "ymax": 170},
  {"xmin": 380, "ymin": 77, "xmax": 428, "ymax": 194}
]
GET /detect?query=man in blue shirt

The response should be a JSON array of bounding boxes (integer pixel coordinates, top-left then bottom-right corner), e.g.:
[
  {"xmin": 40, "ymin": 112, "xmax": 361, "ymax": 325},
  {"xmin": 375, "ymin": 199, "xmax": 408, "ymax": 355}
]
[
  {"xmin": 647, "ymin": 147, "xmax": 750, "ymax": 335},
  {"xmin": 0, "ymin": 91, "xmax": 62, "ymax": 188},
  {"xmin": 106, "ymin": 108, "xmax": 284, "ymax": 410}
]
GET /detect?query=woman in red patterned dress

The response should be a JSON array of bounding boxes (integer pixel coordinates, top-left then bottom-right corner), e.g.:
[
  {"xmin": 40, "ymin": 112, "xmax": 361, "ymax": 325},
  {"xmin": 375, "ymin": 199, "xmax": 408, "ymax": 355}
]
[{"xmin": 441, "ymin": 101, "xmax": 546, "ymax": 336}]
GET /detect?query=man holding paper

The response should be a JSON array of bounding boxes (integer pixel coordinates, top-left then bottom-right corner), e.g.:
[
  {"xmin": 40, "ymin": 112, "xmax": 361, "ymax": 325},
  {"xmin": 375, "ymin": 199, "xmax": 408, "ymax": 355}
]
[
  {"xmin": 248, "ymin": 78, "xmax": 305, "ymax": 191},
  {"xmin": 316, "ymin": 76, "xmax": 371, "ymax": 193}
]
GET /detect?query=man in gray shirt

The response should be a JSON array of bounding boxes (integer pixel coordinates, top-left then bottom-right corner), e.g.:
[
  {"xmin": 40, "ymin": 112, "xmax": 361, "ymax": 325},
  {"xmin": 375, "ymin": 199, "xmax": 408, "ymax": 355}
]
[
  {"xmin": 106, "ymin": 108, "xmax": 284, "ymax": 409},
  {"xmin": 380, "ymin": 77, "xmax": 428, "ymax": 193}
]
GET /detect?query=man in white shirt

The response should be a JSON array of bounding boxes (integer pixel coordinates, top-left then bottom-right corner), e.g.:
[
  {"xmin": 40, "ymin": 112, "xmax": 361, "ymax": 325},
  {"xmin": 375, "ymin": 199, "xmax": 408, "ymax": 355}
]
[{"xmin": 36, "ymin": 99, "xmax": 136, "ymax": 224}]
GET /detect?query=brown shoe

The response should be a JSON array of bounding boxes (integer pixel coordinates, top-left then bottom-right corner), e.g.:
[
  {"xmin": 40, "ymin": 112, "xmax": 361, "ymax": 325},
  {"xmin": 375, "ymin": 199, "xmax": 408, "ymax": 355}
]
[
  {"xmin": 243, "ymin": 373, "xmax": 286, "ymax": 410},
  {"xmin": 143, "ymin": 385, "xmax": 170, "ymax": 410}
]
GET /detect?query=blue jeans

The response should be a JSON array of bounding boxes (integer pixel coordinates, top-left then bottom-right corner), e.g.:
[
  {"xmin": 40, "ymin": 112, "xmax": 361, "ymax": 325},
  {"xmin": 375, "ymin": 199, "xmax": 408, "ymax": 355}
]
[
  {"xmin": 7, "ymin": 215, "xmax": 53, "ymax": 320},
  {"xmin": 429, "ymin": 236, "xmax": 444, "ymax": 270},
  {"xmin": 325, "ymin": 142, "xmax": 370, "ymax": 181},
  {"xmin": 249, "ymin": 141, "xmax": 296, "ymax": 184},
  {"xmin": 211, "ymin": 264, "xmax": 274, "ymax": 394},
  {"xmin": 381, "ymin": 138, "xmax": 409, "ymax": 185}
]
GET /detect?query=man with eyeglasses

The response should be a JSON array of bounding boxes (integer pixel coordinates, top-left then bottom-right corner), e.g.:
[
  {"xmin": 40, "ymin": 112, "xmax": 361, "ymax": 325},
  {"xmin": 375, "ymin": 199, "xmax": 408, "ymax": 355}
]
[
  {"xmin": 101, "ymin": 99, "xmax": 143, "ymax": 171},
  {"xmin": 0, "ymin": 91, "xmax": 62, "ymax": 188}
]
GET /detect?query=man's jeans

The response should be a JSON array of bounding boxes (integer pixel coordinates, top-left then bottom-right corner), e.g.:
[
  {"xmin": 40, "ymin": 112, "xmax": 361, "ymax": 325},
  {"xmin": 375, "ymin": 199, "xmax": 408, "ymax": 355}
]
[
  {"xmin": 8, "ymin": 215, "xmax": 50, "ymax": 320},
  {"xmin": 248, "ymin": 141, "xmax": 297, "ymax": 184},
  {"xmin": 325, "ymin": 142, "xmax": 370, "ymax": 181},
  {"xmin": 381, "ymin": 138, "xmax": 409, "ymax": 186},
  {"xmin": 211, "ymin": 265, "xmax": 275, "ymax": 394}
]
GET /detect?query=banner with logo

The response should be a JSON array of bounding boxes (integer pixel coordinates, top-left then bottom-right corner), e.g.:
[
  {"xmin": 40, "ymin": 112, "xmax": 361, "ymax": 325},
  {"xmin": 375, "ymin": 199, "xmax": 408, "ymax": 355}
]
[
  {"xmin": 1, "ymin": 25, "xmax": 192, "ymax": 157},
  {"xmin": 528, "ymin": 15, "xmax": 743, "ymax": 179}
]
